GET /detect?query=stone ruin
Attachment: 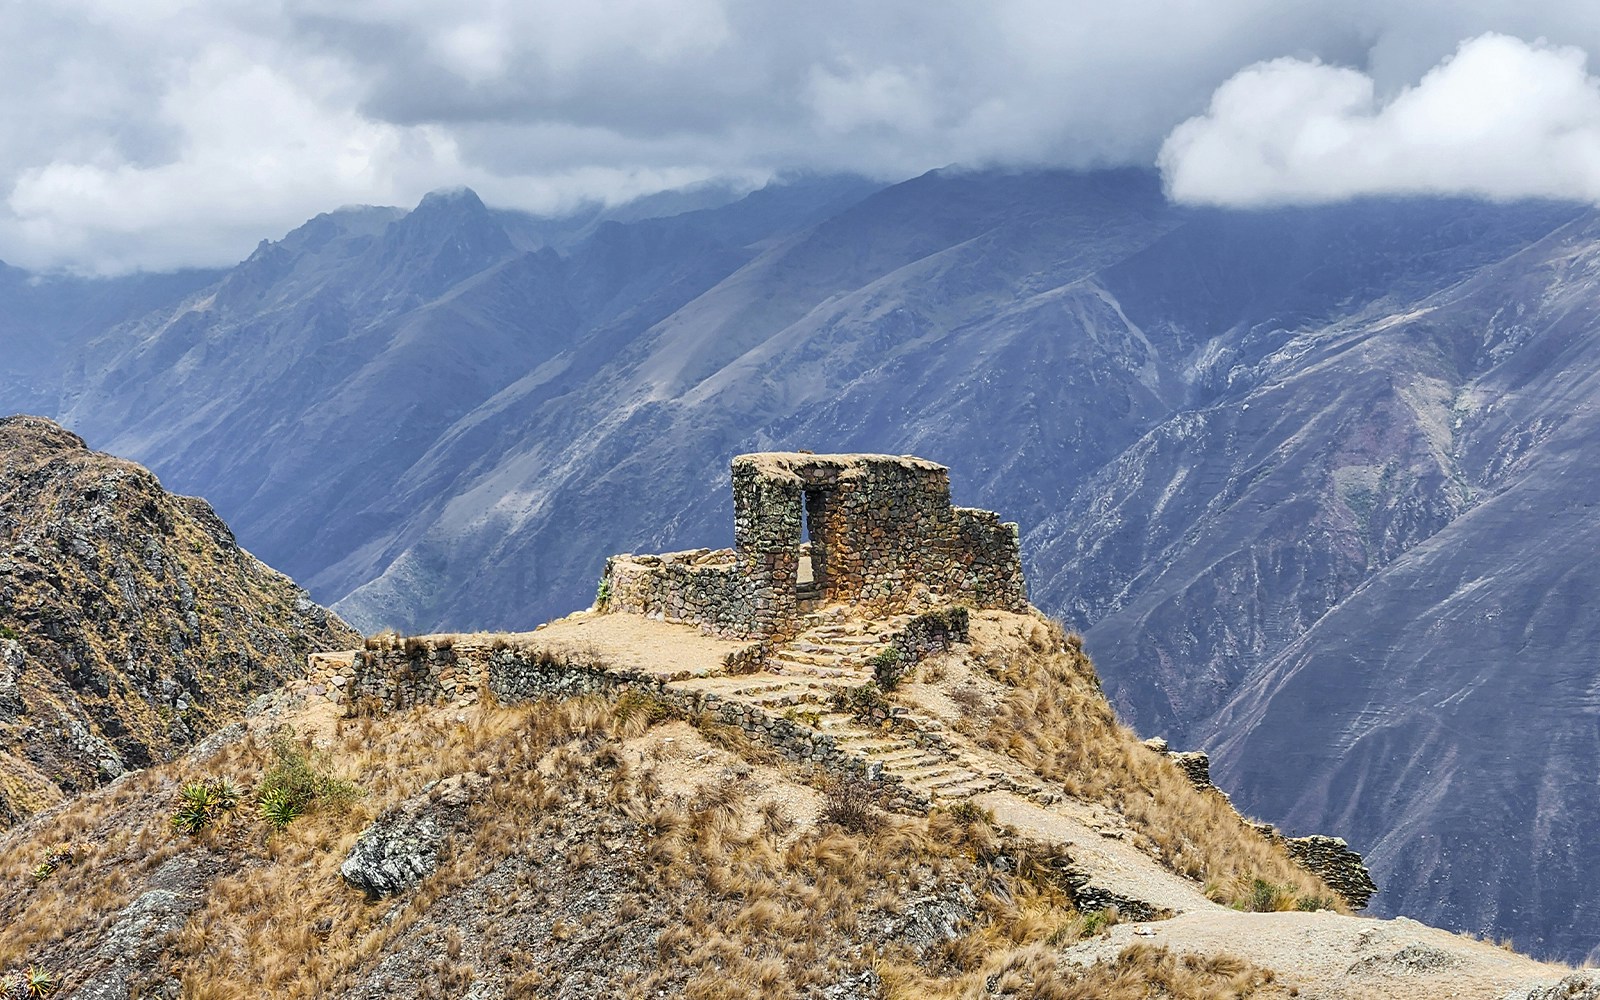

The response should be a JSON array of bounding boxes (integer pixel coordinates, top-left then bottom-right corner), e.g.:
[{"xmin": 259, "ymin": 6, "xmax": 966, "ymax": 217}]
[{"xmin": 600, "ymin": 452, "xmax": 1028, "ymax": 639}]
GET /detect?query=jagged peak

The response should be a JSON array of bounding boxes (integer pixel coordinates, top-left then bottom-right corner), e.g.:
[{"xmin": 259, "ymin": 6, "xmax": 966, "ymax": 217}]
[{"xmin": 413, "ymin": 186, "xmax": 490, "ymax": 214}]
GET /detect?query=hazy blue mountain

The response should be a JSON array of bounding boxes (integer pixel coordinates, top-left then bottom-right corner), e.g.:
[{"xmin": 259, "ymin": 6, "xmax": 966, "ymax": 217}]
[
  {"xmin": 4, "ymin": 169, "xmax": 1600, "ymax": 960},
  {"xmin": 0, "ymin": 263, "xmax": 220, "ymax": 413}
]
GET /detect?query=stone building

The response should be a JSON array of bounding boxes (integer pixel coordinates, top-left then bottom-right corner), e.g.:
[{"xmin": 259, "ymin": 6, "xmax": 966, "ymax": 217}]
[{"xmin": 601, "ymin": 452, "xmax": 1027, "ymax": 638}]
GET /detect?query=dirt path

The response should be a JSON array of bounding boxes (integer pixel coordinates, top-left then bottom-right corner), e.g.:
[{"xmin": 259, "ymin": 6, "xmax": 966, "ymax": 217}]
[{"xmin": 1060, "ymin": 909, "xmax": 1573, "ymax": 1000}]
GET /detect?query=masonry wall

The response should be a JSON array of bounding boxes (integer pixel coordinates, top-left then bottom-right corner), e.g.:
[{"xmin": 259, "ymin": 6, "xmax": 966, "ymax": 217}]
[
  {"xmin": 330, "ymin": 641, "xmax": 934, "ymax": 814},
  {"xmin": 600, "ymin": 452, "xmax": 1028, "ymax": 640},
  {"xmin": 947, "ymin": 508, "xmax": 1028, "ymax": 610},
  {"xmin": 602, "ymin": 549, "xmax": 755, "ymax": 636}
]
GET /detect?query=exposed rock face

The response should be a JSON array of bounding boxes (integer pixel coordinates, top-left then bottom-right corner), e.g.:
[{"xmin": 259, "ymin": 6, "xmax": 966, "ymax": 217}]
[
  {"xmin": 0, "ymin": 416, "xmax": 358, "ymax": 825},
  {"xmin": 341, "ymin": 773, "xmax": 484, "ymax": 897},
  {"xmin": 1517, "ymin": 973, "xmax": 1600, "ymax": 1000}
]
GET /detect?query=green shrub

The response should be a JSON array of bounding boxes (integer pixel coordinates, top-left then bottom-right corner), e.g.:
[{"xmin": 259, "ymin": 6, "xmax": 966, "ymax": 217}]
[
  {"xmin": 0, "ymin": 624, "xmax": 17, "ymax": 640},
  {"xmin": 1079, "ymin": 907, "xmax": 1122, "ymax": 937},
  {"xmin": 594, "ymin": 575, "xmax": 613, "ymax": 610},
  {"xmin": 256, "ymin": 726, "xmax": 360, "ymax": 830},
  {"xmin": 834, "ymin": 681, "xmax": 891, "ymax": 722},
  {"xmin": 1238, "ymin": 877, "xmax": 1298, "ymax": 912},
  {"xmin": 4, "ymin": 966, "xmax": 59, "ymax": 998},
  {"xmin": 29, "ymin": 843, "xmax": 81, "ymax": 883},
  {"xmin": 869, "ymin": 647, "xmax": 904, "ymax": 690},
  {"xmin": 613, "ymin": 689, "xmax": 674, "ymax": 727},
  {"xmin": 171, "ymin": 778, "xmax": 241, "ymax": 835},
  {"xmin": 941, "ymin": 799, "xmax": 993, "ymax": 827}
]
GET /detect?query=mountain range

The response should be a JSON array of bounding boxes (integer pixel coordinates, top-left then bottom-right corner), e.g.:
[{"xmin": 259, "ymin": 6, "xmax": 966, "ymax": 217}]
[{"xmin": 2, "ymin": 169, "xmax": 1598, "ymax": 961}]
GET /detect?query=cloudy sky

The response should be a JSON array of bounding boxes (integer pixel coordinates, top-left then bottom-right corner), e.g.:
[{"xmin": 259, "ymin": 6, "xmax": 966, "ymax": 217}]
[{"xmin": 4, "ymin": 1, "xmax": 1600, "ymax": 274}]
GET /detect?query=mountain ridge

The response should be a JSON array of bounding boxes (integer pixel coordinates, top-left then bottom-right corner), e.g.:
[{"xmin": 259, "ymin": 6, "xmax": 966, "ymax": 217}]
[{"xmin": 4, "ymin": 171, "xmax": 1600, "ymax": 958}]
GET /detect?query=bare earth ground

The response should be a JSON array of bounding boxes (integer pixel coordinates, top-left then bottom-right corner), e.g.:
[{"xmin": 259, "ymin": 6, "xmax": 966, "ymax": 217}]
[
  {"xmin": 1061, "ymin": 910, "xmax": 1567, "ymax": 1000},
  {"xmin": 425, "ymin": 612, "xmax": 750, "ymax": 678}
]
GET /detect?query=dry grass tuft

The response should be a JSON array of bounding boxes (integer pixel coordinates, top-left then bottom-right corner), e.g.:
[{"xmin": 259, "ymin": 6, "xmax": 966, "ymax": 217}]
[{"xmin": 946, "ymin": 614, "xmax": 1342, "ymax": 913}]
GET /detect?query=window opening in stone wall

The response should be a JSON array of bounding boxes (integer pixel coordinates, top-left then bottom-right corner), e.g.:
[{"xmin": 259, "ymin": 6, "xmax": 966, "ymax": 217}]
[{"xmin": 797, "ymin": 488, "xmax": 823, "ymax": 607}]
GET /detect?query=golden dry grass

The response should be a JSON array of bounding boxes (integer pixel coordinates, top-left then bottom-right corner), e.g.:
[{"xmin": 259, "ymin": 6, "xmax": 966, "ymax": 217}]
[
  {"xmin": 0, "ymin": 686, "xmax": 1294, "ymax": 999},
  {"xmin": 884, "ymin": 941, "xmax": 1291, "ymax": 1000},
  {"xmin": 954, "ymin": 614, "xmax": 1342, "ymax": 912},
  {"xmin": 0, "ymin": 605, "xmax": 1346, "ymax": 997}
]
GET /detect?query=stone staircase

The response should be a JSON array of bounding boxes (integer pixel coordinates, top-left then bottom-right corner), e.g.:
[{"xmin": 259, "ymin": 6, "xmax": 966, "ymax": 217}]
[
  {"xmin": 763, "ymin": 609, "xmax": 913, "ymax": 675},
  {"xmin": 673, "ymin": 610, "xmax": 1060, "ymax": 807}
]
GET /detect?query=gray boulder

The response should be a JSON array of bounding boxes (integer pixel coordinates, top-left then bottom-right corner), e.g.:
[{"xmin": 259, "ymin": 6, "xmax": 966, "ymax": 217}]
[{"xmin": 340, "ymin": 773, "xmax": 484, "ymax": 898}]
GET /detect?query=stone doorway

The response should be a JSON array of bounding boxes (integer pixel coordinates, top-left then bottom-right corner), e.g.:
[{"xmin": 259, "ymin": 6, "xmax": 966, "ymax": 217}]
[{"xmin": 796, "ymin": 487, "xmax": 829, "ymax": 611}]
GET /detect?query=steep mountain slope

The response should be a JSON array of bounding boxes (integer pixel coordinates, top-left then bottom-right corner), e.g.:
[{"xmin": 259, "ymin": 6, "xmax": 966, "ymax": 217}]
[
  {"xmin": 0, "ymin": 263, "xmax": 219, "ymax": 415},
  {"xmin": 5, "ymin": 171, "xmax": 1600, "ymax": 958},
  {"xmin": 53, "ymin": 179, "xmax": 882, "ymax": 594},
  {"xmin": 1048, "ymin": 214, "xmax": 1600, "ymax": 962},
  {"xmin": 0, "ymin": 416, "xmax": 358, "ymax": 827}
]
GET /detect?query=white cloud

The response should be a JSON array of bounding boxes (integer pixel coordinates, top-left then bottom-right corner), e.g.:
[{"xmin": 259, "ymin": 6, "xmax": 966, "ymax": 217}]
[
  {"xmin": 1160, "ymin": 33, "xmax": 1600, "ymax": 206},
  {"xmin": 6, "ymin": 4, "xmax": 1600, "ymax": 272},
  {"xmin": 4, "ymin": 44, "xmax": 462, "ymax": 274}
]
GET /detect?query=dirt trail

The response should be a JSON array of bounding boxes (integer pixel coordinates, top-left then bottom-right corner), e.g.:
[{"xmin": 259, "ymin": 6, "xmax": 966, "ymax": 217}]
[{"xmin": 1061, "ymin": 909, "xmax": 1573, "ymax": 1000}]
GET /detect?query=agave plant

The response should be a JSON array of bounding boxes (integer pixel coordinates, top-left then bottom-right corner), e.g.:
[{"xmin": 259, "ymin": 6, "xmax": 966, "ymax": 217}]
[
  {"xmin": 170, "ymin": 778, "xmax": 242, "ymax": 835},
  {"xmin": 21, "ymin": 967, "xmax": 55, "ymax": 998}
]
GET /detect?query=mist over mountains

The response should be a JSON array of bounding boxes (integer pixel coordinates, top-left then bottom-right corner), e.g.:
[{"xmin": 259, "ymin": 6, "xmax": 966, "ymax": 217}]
[{"xmin": 3, "ymin": 169, "xmax": 1598, "ymax": 962}]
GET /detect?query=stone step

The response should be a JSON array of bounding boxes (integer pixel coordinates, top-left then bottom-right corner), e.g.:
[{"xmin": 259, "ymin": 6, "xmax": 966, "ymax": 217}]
[
  {"xmin": 924, "ymin": 773, "xmax": 1001, "ymax": 798},
  {"xmin": 892, "ymin": 762, "xmax": 963, "ymax": 783},
  {"xmin": 769, "ymin": 651, "xmax": 847, "ymax": 668},
  {"xmin": 825, "ymin": 736, "xmax": 908, "ymax": 756},
  {"xmin": 727, "ymin": 680, "xmax": 808, "ymax": 696},
  {"xmin": 753, "ymin": 692, "xmax": 833, "ymax": 709},
  {"xmin": 926, "ymin": 784, "xmax": 999, "ymax": 803},
  {"xmin": 768, "ymin": 662, "xmax": 865, "ymax": 681},
  {"xmin": 863, "ymin": 746, "xmax": 945, "ymax": 767},
  {"xmin": 794, "ymin": 632, "xmax": 880, "ymax": 646}
]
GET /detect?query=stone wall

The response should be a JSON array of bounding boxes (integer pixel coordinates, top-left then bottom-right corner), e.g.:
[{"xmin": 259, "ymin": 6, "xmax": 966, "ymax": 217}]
[
  {"xmin": 601, "ymin": 549, "xmax": 753, "ymax": 635},
  {"xmin": 343, "ymin": 640, "xmax": 484, "ymax": 711},
  {"xmin": 600, "ymin": 453, "xmax": 1028, "ymax": 640},
  {"xmin": 1280, "ymin": 834, "xmax": 1379, "ymax": 910},
  {"xmin": 948, "ymin": 508, "xmax": 1027, "ymax": 609},
  {"xmin": 874, "ymin": 607, "xmax": 970, "ymax": 688},
  {"xmin": 339, "ymin": 640, "xmax": 929, "ymax": 813}
]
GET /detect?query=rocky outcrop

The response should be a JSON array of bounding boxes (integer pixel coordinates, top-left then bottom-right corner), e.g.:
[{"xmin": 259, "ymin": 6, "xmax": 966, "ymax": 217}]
[
  {"xmin": 0, "ymin": 416, "xmax": 359, "ymax": 825},
  {"xmin": 341, "ymin": 773, "xmax": 485, "ymax": 898},
  {"xmin": 1516, "ymin": 973, "xmax": 1600, "ymax": 1000},
  {"xmin": 1168, "ymin": 751, "xmax": 1211, "ymax": 791}
]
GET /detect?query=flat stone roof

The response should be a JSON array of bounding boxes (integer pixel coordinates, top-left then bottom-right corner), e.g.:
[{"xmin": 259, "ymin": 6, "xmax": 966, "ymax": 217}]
[{"xmin": 733, "ymin": 452, "xmax": 947, "ymax": 483}]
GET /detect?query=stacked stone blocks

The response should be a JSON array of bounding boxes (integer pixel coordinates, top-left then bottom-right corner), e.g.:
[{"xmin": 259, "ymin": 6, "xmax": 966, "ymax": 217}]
[
  {"xmin": 338, "ymin": 640, "xmax": 931, "ymax": 813},
  {"xmin": 602, "ymin": 453, "xmax": 1027, "ymax": 640}
]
